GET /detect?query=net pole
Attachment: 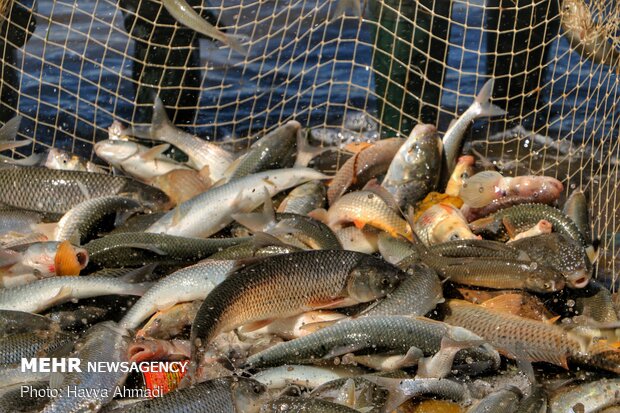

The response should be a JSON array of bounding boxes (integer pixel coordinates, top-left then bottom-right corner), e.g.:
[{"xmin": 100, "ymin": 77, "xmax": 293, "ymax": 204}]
[{"xmin": 370, "ymin": 0, "xmax": 450, "ymax": 137}]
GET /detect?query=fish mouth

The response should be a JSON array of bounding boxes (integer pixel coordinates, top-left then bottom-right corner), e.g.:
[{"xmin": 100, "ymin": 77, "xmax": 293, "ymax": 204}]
[{"xmin": 566, "ymin": 270, "xmax": 590, "ymax": 289}]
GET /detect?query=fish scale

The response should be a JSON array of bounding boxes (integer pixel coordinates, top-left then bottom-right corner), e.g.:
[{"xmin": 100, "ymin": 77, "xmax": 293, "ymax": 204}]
[
  {"xmin": 0, "ymin": 330, "xmax": 73, "ymax": 367},
  {"xmin": 0, "ymin": 167, "xmax": 167, "ymax": 215},
  {"xmin": 443, "ymin": 300, "xmax": 585, "ymax": 368}
]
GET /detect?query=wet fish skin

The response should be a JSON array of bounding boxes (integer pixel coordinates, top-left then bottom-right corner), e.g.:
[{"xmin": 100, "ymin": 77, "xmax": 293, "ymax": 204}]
[
  {"xmin": 336, "ymin": 226, "xmax": 379, "ymax": 254},
  {"xmin": 84, "ymin": 232, "xmax": 248, "ymax": 268},
  {"xmin": 515, "ymin": 385, "xmax": 547, "ymax": 413},
  {"xmin": 443, "ymin": 300, "xmax": 586, "ymax": 369},
  {"xmin": 382, "ymin": 123, "xmax": 442, "ymax": 209},
  {"xmin": 429, "ymin": 239, "xmax": 525, "ymax": 260},
  {"xmin": 146, "ymin": 168, "xmax": 329, "ymax": 238},
  {"xmin": 0, "ymin": 275, "xmax": 151, "ymax": 313},
  {"xmin": 261, "ymin": 396, "xmax": 361, "ymax": 413},
  {"xmin": 129, "ymin": 97, "xmax": 234, "ymax": 181},
  {"xmin": 277, "ymin": 180, "xmax": 327, "ymax": 216},
  {"xmin": 0, "ymin": 310, "xmax": 55, "ymax": 335},
  {"xmin": 320, "ymin": 190, "xmax": 411, "ymax": 239},
  {"xmin": 309, "ymin": 375, "xmax": 391, "ymax": 413},
  {"xmin": 560, "ymin": 0, "xmax": 620, "ymax": 71},
  {"xmin": 55, "ymin": 196, "xmax": 142, "ymax": 245},
  {"xmin": 0, "ymin": 330, "xmax": 74, "ymax": 367},
  {"xmin": 0, "ymin": 166, "xmax": 168, "ymax": 216},
  {"xmin": 462, "ymin": 192, "xmax": 562, "ymax": 223},
  {"xmin": 41, "ymin": 321, "xmax": 129, "ymax": 413},
  {"xmin": 191, "ymin": 250, "xmax": 404, "ymax": 372},
  {"xmin": 469, "ymin": 387, "xmax": 522, "ymax": 413},
  {"xmin": 0, "ymin": 210, "xmax": 42, "ymax": 236},
  {"xmin": 137, "ymin": 300, "xmax": 202, "ymax": 339},
  {"xmin": 226, "ymin": 121, "xmax": 300, "ymax": 180},
  {"xmin": 120, "ymin": 259, "xmax": 237, "ymax": 330},
  {"xmin": 470, "ymin": 204, "xmax": 587, "ymax": 246},
  {"xmin": 567, "ymin": 279, "xmax": 618, "ymax": 322},
  {"xmin": 207, "ymin": 241, "xmax": 301, "ymax": 260},
  {"xmin": 414, "ymin": 203, "xmax": 476, "ymax": 246},
  {"xmin": 117, "ymin": 377, "xmax": 268, "ymax": 413},
  {"xmin": 327, "ymin": 138, "xmax": 404, "ymax": 205},
  {"xmin": 358, "ymin": 264, "xmax": 443, "ymax": 317},
  {"xmin": 510, "ymin": 233, "xmax": 591, "ymax": 289},
  {"xmin": 252, "ymin": 365, "xmax": 366, "ymax": 390},
  {"xmin": 246, "ymin": 315, "xmax": 493, "ymax": 370},
  {"xmin": 441, "ymin": 79, "xmax": 506, "ymax": 179},
  {"xmin": 95, "ymin": 139, "xmax": 191, "ymax": 183},
  {"xmin": 0, "ymin": 381, "xmax": 50, "ymax": 412},
  {"xmin": 549, "ymin": 378, "xmax": 620, "ymax": 413},
  {"xmin": 563, "ymin": 190, "xmax": 591, "ymax": 245},
  {"xmin": 44, "ymin": 148, "xmax": 106, "ymax": 174}
]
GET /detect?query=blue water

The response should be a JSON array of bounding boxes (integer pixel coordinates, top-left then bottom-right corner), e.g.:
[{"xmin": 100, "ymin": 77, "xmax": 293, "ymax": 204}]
[{"xmin": 8, "ymin": 0, "xmax": 620, "ymax": 161}]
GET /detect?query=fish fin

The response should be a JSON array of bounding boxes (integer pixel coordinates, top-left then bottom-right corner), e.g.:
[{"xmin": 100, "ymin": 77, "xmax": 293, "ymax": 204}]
[
  {"xmin": 323, "ymin": 342, "xmax": 368, "ymax": 359},
  {"xmin": 459, "ymin": 170, "xmax": 505, "ymax": 208},
  {"xmin": 251, "ymin": 231, "xmax": 293, "ymax": 250},
  {"xmin": 54, "ymin": 240, "xmax": 83, "ymax": 276},
  {"xmin": 474, "ymin": 79, "xmax": 507, "ymax": 118},
  {"xmin": 198, "ymin": 166, "xmax": 212, "ymax": 186},
  {"xmin": 417, "ymin": 336, "xmax": 485, "ymax": 378},
  {"xmin": 49, "ymin": 372, "xmax": 65, "ymax": 391},
  {"xmin": 544, "ymin": 315, "xmax": 561, "ymax": 325},
  {"xmin": 309, "ymin": 297, "xmax": 348, "ymax": 310},
  {"xmin": 44, "ymin": 286, "xmax": 73, "ymax": 311},
  {"xmin": 151, "ymin": 96, "xmax": 173, "ymax": 140},
  {"xmin": 299, "ymin": 318, "xmax": 343, "ymax": 333},
  {"xmin": 586, "ymin": 245, "xmax": 598, "ymax": 263},
  {"xmin": 119, "ymin": 264, "xmax": 158, "ymax": 283},
  {"xmin": 295, "ymin": 128, "xmax": 328, "ymax": 167},
  {"xmin": 353, "ymin": 219, "xmax": 366, "ymax": 230},
  {"xmin": 232, "ymin": 191, "xmax": 275, "ymax": 233},
  {"xmin": 503, "ymin": 217, "xmax": 518, "ymax": 239},
  {"xmin": 0, "ymin": 115, "xmax": 22, "ymax": 142},
  {"xmin": 479, "ymin": 293, "xmax": 524, "ymax": 317},
  {"xmin": 363, "ymin": 179, "xmax": 400, "ymax": 212},
  {"xmin": 240, "ymin": 319, "xmax": 273, "ymax": 332},
  {"xmin": 0, "ymin": 140, "xmax": 30, "ymax": 152},
  {"xmin": 361, "ymin": 376, "xmax": 411, "ymax": 413},
  {"xmin": 308, "ymin": 208, "xmax": 328, "ymax": 224},
  {"xmin": 139, "ymin": 143, "xmax": 170, "ymax": 161},
  {"xmin": 172, "ymin": 206, "xmax": 185, "ymax": 226},
  {"xmin": 123, "ymin": 243, "xmax": 168, "ymax": 256}
]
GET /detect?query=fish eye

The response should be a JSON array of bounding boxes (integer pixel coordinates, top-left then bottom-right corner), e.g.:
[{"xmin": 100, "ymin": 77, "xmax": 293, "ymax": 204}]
[
  {"xmin": 543, "ymin": 282, "xmax": 551, "ymax": 290},
  {"xmin": 380, "ymin": 277, "xmax": 390, "ymax": 287},
  {"xmin": 252, "ymin": 384, "xmax": 263, "ymax": 394},
  {"xmin": 449, "ymin": 233, "xmax": 460, "ymax": 241}
]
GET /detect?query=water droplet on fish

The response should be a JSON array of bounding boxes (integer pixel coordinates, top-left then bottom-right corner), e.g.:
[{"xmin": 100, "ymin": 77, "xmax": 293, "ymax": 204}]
[{"xmin": 566, "ymin": 299, "xmax": 575, "ymax": 308}]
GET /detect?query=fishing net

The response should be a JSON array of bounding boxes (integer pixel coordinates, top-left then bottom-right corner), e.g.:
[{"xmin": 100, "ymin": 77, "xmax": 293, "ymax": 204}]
[{"xmin": 0, "ymin": 0, "xmax": 619, "ymax": 284}]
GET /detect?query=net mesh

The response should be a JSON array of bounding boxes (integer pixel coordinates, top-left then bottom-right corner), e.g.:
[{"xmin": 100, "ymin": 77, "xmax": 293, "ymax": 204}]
[{"xmin": 0, "ymin": 0, "xmax": 619, "ymax": 284}]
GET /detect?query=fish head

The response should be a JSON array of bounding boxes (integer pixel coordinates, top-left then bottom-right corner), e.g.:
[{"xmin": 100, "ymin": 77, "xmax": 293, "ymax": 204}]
[
  {"xmin": 45, "ymin": 149, "xmax": 85, "ymax": 171},
  {"xmin": 345, "ymin": 256, "xmax": 402, "ymax": 302},
  {"xmin": 94, "ymin": 139, "xmax": 139, "ymax": 164},
  {"xmin": 432, "ymin": 212, "xmax": 478, "ymax": 244},
  {"xmin": 524, "ymin": 268, "xmax": 565, "ymax": 293},
  {"xmin": 400, "ymin": 124, "xmax": 441, "ymax": 177},
  {"xmin": 556, "ymin": 236, "xmax": 591, "ymax": 289},
  {"xmin": 231, "ymin": 378, "xmax": 269, "ymax": 413},
  {"xmin": 508, "ymin": 175, "xmax": 563, "ymax": 202}
]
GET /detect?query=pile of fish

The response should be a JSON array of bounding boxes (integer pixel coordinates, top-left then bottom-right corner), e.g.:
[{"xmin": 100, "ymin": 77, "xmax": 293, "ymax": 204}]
[{"xmin": 1, "ymin": 79, "xmax": 619, "ymax": 413}]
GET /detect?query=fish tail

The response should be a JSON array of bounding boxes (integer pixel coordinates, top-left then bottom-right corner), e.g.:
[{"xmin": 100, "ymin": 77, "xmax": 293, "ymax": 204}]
[{"xmin": 474, "ymin": 79, "xmax": 507, "ymax": 118}]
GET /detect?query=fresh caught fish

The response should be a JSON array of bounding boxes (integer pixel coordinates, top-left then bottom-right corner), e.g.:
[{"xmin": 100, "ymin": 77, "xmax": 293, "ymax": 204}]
[
  {"xmin": 414, "ymin": 203, "xmax": 477, "ymax": 246},
  {"xmin": 55, "ymin": 196, "xmax": 141, "ymax": 245},
  {"xmin": 207, "ymin": 238, "xmax": 301, "ymax": 260},
  {"xmin": 560, "ymin": 0, "xmax": 620, "ymax": 71},
  {"xmin": 41, "ymin": 321, "xmax": 129, "ymax": 413},
  {"xmin": 225, "ymin": 121, "xmax": 299, "ymax": 180},
  {"xmin": 84, "ymin": 232, "xmax": 248, "ymax": 268},
  {"xmin": 0, "ymin": 309, "xmax": 56, "ymax": 335},
  {"xmin": 162, "ymin": 0, "xmax": 247, "ymax": 55},
  {"xmin": 0, "ymin": 275, "xmax": 151, "ymax": 313},
  {"xmin": 563, "ymin": 189, "xmax": 592, "ymax": 245},
  {"xmin": 568, "ymin": 279, "xmax": 618, "ymax": 323},
  {"xmin": 43, "ymin": 148, "xmax": 106, "ymax": 174},
  {"xmin": 309, "ymin": 127, "xmax": 379, "ymax": 148},
  {"xmin": 0, "ymin": 381, "xmax": 50, "ymax": 412},
  {"xmin": 549, "ymin": 378, "xmax": 620, "ymax": 413},
  {"xmin": 445, "ymin": 155, "xmax": 474, "ymax": 197},
  {"xmin": 358, "ymin": 264, "xmax": 443, "ymax": 317},
  {"xmin": 510, "ymin": 233, "xmax": 591, "ymax": 289},
  {"xmin": 146, "ymin": 168, "xmax": 328, "ymax": 238},
  {"xmin": 443, "ymin": 300, "xmax": 589, "ymax": 369},
  {"xmin": 0, "ymin": 210, "xmax": 42, "ymax": 236},
  {"xmin": 277, "ymin": 180, "xmax": 327, "ymax": 216},
  {"xmin": 261, "ymin": 396, "xmax": 360, "ymax": 412},
  {"xmin": 309, "ymin": 375, "xmax": 392, "ymax": 413},
  {"xmin": 237, "ymin": 310, "xmax": 347, "ymax": 341},
  {"xmin": 0, "ymin": 166, "xmax": 168, "ymax": 216},
  {"xmin": 128, "ymin": 97, "xmax": 234, "ymax": 181},
  {"xmin": 336, "ymin": 226, "xmax": 379, "ymax": 254},
  {"xmin": 0, "ymin": 330, "xmax": 74, "ymax": 367},
  {"xmin": 95, "ymin": 138, "xmax": 191, "ymax": 183},
  {"xmin": 470, "ymin": 204, "xmax": 587, "ymax": 246},
  {"xmin": 459, "ymin": 171, "xmax": 563, "ymax": 209},
  {"xmin": 191, "ymin": 250, "xmax": 404, "ymax": 375},
  {"xmin": 382, "ymin": 123, "xmax": 442, "ymax": 209},
  {"xmin": 327, "ymin": 138, "xmax": 404, "ymax": 205},
  {"xmin": 246, "ymin": 315, "xmax": 495, "ymax": 371},
  {"xmin": 365, "ymin": 376, "xmax": 471, "ymax": 413},
  {"xmin": 115, "ymin": 376, "xmax": 268, "ymax": 413},
  {"xmin": 314, "ymin": 190, "xmax": 411, "ymax": 239},
  {"xmin": 138, "ymin": 300, "xmax": 203, "ymax": 339},
  {"xmin": 252, "ymin": 365, "xmax": 366, "ymax": 390},
  {"xmin": 119, "ymin": 259, "xmax": 238, "ymax": 330},
  {"xmin": 441, "ymin": 79, "xmax": 506, "ymax": 177},
  {"xmin": 468, "ymin": 386, "xmax": 522, "ymax": 413}
]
